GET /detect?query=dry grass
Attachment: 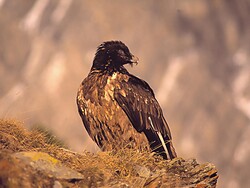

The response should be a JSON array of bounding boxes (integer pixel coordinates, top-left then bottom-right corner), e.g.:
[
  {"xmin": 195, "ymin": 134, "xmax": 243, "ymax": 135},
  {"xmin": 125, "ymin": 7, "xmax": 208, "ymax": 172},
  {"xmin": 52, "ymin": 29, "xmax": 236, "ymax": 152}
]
[{"xmin": 0, "ymin": 119, "xmax": 165, "ymax": 180}]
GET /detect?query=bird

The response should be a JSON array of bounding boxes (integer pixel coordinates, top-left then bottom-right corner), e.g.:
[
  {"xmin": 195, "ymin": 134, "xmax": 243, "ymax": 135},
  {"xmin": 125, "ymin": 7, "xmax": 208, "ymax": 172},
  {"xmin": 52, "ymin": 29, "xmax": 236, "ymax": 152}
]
[{"xmin": 77, "ymin": 41, "xmax": 177, "ymax": 160}]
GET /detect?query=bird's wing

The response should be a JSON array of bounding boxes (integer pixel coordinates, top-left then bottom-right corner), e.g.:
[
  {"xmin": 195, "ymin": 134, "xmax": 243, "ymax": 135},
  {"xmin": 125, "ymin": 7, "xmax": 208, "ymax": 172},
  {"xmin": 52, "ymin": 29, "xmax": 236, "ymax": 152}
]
[
  {"xmin": 77, "ymin": 87, "xmax": 92, "ymax": 136},
  {"xmin": 114, "ymin": 74, "xmax": 177, "ymax": 159},
  {"xmin": 114, "ymin": 74, "xmax": 169, "ymax": 135}
]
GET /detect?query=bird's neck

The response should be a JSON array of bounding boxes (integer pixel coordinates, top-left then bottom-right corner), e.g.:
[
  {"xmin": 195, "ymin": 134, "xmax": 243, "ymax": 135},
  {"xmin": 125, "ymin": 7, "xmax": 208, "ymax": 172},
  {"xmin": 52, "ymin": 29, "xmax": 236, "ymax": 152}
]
[{"xmin": 91, "ymin": 60, "xmax": 129, "ymax": 75}]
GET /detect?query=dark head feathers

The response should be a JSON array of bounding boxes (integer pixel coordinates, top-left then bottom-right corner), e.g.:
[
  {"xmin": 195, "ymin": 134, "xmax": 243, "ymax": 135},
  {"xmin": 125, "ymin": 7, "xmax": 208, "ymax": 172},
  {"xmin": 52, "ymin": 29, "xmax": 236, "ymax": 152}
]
[{"xmin": 92, "ymin": 41, "xmax": 139, "ymax": 72}]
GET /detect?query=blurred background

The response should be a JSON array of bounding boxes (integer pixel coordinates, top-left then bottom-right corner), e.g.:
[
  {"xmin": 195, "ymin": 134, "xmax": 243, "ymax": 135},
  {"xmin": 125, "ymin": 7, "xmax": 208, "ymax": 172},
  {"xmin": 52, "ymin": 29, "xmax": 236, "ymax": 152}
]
[{"xmin": 0, "ymin": 0, "xmax": 250, "ymax": 187}]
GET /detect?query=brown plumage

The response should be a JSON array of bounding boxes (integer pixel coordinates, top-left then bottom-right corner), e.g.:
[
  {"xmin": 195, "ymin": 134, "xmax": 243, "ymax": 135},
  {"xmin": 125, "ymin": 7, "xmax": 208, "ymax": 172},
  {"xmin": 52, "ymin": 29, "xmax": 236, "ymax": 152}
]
[{"xmin": 77, "ymin": 41, "xmax": 177, "ymax": 159}]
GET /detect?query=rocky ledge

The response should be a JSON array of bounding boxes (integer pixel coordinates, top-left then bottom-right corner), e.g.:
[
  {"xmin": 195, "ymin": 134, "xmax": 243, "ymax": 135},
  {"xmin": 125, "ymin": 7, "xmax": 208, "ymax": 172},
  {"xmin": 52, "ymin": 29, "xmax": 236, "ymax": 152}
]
[{"xmin": 0, "ymin": 119, "xmax": 218, "ymax": 187}]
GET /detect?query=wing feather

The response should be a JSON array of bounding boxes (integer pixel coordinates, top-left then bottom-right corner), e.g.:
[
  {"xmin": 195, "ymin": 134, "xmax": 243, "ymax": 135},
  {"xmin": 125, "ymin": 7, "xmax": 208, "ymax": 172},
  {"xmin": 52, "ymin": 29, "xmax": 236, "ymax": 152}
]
[
  {"xmin": 114, "ymin": 74, "xmax": 177, "ymax": 159},
  {"xmin": 114, "ymin": 75, "xmax": 167, "ymax": 135}
]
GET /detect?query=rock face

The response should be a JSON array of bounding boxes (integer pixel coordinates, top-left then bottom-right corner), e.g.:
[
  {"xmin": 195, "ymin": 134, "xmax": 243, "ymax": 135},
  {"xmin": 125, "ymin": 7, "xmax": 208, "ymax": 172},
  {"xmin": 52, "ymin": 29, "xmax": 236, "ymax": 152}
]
[{"xmin": 0, "ymin": 119, "xmax": 218, "ymax": 187}]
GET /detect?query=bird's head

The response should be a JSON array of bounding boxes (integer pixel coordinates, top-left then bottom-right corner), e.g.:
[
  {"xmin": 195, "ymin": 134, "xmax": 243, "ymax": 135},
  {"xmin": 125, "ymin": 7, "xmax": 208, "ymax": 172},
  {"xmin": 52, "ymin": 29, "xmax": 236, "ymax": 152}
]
[{"xmin": 92, "ymin": 41, "xmax": 139, "ymax": 72}]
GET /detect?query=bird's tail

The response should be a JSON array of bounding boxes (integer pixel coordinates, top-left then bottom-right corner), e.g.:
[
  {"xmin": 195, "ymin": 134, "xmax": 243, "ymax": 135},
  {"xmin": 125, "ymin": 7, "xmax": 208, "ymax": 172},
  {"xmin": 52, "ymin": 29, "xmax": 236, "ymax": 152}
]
[
  {"xmin": 147, "ymin": 117, "xmax": 177, "ymax": 160},
  {"xmin": 157, "ymin": 131, "xmax": 177, "ymax": 159}
]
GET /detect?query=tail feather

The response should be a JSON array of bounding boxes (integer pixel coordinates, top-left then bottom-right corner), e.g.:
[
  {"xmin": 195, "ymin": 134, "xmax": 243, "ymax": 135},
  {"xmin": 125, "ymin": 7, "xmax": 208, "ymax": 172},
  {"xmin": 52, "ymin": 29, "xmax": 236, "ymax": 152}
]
[
  {"xmin": 156, "ymin": 131, "xmax": 170, "ymax": 159},
  {"xmin": 147, "ymin": 116, "xmax": 177, "ymax": 160}
]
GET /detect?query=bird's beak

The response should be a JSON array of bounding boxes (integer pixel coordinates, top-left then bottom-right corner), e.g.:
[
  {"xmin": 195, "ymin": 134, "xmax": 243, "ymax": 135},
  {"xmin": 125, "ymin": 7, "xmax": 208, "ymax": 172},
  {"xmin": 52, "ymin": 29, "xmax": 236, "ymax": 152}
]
[{"xmin": 130, "ymin": 55, "xmax": 139, "ymax": 66}]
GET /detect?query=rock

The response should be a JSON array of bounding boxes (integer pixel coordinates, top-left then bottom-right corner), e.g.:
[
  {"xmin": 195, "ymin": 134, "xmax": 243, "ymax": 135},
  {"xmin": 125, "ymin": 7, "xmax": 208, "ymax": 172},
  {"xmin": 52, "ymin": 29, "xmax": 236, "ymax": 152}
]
[{"xmin": 13, "ymin": 151, "xmax": 84, "ymax": 180}]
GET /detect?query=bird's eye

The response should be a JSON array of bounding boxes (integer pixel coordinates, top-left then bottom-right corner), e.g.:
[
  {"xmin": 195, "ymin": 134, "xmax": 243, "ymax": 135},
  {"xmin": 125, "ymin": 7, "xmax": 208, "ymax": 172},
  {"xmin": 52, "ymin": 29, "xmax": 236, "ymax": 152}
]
[{"xmin": 118, "ymin": 49, "xmax": 126, "ymax": 57}]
